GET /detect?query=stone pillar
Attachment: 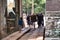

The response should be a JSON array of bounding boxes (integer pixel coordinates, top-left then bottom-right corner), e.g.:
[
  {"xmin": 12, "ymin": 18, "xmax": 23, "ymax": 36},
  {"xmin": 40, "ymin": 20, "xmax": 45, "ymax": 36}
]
[
  {"xmin": 15, "ymin": 0, "xmax": 19, "ymax": 29},
  {"xmin": 19, "ymin": 0, "xmax": 22, "ymax": 17},
  {"xmin": 0, "ymin": 0, "xmax": 7, "ymax": 39},
  {"xmin": 0, "ymin": 0, "xmax": 2, "ymax": 39}
]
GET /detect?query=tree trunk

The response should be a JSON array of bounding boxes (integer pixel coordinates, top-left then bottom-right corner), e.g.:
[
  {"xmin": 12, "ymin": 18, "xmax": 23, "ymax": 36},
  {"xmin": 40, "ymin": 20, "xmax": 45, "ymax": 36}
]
[{"xmin": 31, "ymin": 0, "xmax": 34, "ymax": 15}]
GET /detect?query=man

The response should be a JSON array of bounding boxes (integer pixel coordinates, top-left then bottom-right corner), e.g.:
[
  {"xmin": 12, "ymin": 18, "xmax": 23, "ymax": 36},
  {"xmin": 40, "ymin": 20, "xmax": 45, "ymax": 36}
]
[
  {"xmin": 18, "ymin": 17, "xmax": 23, "ymax": 32},
  {"xmin": 37, "ymin": 13, "xmax": 44, "ymax": 28},
  {"xmin": 27, "ymin": 15, "xmax": 31, "ymax": 27}
]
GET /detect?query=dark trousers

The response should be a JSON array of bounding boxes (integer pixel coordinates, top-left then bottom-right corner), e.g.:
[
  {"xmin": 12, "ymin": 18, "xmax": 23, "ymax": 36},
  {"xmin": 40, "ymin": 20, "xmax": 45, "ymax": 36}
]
[{"xmin": 19, "ymin": 25, "xmax": 23, "ymax": 32}]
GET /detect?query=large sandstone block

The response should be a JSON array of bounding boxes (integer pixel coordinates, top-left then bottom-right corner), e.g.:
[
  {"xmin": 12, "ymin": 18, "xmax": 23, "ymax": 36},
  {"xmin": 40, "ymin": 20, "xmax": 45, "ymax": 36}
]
[
  {"xmin": 46, "ymin": 11, "xmax": 60, "ymax": 17},
  {"xmin": 46, "ymin": 0, "xmax": 60, "ymax": 11}
]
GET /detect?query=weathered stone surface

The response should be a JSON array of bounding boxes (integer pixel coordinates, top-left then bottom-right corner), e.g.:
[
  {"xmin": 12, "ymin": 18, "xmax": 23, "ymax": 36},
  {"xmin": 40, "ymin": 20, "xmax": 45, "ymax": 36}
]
[
  {"xmin": 46, "ymin": 0, "xmax": 60, "ymax": 11},
  {"xmin": 46, "ymin": 11, "xmax": 60, "ymax": 17},
  {"xmin": 0, "ymin": 0, "xmax": 7, "ymax": 39}
]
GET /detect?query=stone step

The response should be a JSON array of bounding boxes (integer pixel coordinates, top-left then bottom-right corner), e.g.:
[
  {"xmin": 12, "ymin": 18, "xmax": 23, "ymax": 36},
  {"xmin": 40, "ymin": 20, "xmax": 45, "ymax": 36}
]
[{"xmin": 2, "ymin": 27, "xmax": 31, "ymax": 40}]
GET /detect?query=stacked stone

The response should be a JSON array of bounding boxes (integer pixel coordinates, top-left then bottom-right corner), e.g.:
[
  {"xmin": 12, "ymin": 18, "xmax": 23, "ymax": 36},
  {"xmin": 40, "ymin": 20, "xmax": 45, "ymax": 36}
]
[{"xmin": 45, "ymin": 0, "xmax": 60, "ymax": 29}]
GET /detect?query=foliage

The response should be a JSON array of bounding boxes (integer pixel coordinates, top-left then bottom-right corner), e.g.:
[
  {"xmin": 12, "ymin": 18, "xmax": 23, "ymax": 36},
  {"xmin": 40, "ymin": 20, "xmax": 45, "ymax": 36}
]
[{"xmin": 22, "ymin": 0, "xmax": 46, "ymax": 14}]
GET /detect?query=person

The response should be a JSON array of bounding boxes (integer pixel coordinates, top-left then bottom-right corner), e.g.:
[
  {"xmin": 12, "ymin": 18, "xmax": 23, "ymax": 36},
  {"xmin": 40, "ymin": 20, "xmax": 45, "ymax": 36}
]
[
  {"xmin": 30, "ymin": 15, "xmax": 37, "ymax": 29},
  {"xmin": 27, "ymin": 15, "xmax": 31, "ymax": 27},
  {"xmin": 37, "ymin": 13, "xmax": 44, "ymax": 28},
  {"xmin": 18, "ymin": 17, "xmax": 23, "ymax": 32},
  {"xmin": 40, "ymin": 13, "xmax": 44, "ymax": 26}
]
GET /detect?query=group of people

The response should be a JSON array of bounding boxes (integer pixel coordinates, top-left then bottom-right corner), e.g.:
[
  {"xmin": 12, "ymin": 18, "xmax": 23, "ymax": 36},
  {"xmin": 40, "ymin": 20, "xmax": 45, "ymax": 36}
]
[
  {"xmin": 27, "ymin": 13, "xmax": 44, "ymax": 28},
  {"xmin": 5, "ymin": 8, "xmax": 44, "ymax": 32},
  {"xmin": 18, "ymin": 13, "xmax": 44, "ymax": 32}
]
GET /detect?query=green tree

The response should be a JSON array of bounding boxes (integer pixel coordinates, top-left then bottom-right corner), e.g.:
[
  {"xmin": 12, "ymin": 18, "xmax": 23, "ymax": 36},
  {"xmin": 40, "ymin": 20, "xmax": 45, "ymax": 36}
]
[
  {"xmin": 22, "ymin": 0, "xmax": 46, "ymax": 14},
  {"xmin": 34, "ymin": 0, "xmax": 46, "ymax": 14}
]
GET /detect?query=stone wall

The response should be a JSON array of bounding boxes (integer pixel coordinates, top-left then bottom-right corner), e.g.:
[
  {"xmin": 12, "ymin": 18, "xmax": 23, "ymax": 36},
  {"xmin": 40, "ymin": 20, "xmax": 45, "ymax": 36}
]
[
  {"xmin": 46, "ymin": 11, "xmax": 60, "ymax": 17},
  {"xmin": 46, "ymin": 0, "xmax": 60, "ymax": 29},
  {"xmin": 46, "ymin": 0, "xmax": 60, "ymax": 11}
]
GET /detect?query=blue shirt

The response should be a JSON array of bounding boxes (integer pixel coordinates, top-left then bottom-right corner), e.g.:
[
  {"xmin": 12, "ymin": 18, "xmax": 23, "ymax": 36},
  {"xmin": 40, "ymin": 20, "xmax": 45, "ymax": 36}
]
[{"xmin": 18, "ymin": 19, "xmax": 23, "ymax": 25}]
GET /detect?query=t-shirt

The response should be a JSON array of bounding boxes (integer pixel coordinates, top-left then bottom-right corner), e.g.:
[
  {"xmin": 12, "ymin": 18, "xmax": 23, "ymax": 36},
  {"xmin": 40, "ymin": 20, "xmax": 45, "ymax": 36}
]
[
  {"xmin": 31, "ymin": 15, "xmax": 37, "ymax": 22},
  {"xmin": 18, "ymin": 19, "xmax": 23, "ymax": 25}
]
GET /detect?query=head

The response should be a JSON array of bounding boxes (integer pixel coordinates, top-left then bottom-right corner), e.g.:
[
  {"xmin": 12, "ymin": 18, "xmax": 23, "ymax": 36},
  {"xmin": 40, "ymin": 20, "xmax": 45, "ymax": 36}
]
[
  {"xmin": 40, "ymin": 13, "xmax": 42, "ymax": 14},
  {"xmin": 20, "ymin": 17, "xmax": 22, "ymax": 20}
]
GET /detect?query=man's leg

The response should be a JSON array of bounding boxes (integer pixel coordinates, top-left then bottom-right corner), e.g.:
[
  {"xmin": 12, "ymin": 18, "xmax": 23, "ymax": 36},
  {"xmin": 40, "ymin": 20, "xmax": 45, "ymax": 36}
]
[{"xmin": 19, "ymin": 25, "xmax": 22, "ymax": 32}]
